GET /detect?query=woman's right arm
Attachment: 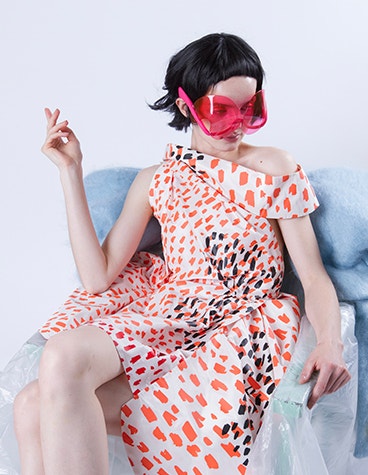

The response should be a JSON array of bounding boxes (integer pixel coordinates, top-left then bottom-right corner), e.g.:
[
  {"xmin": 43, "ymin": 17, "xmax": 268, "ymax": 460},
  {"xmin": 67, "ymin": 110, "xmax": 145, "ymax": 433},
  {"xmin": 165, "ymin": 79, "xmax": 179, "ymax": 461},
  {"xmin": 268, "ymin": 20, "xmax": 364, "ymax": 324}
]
[{"xmin": 41, "ymin": 108, "xmax": 157, "ymax": 294}]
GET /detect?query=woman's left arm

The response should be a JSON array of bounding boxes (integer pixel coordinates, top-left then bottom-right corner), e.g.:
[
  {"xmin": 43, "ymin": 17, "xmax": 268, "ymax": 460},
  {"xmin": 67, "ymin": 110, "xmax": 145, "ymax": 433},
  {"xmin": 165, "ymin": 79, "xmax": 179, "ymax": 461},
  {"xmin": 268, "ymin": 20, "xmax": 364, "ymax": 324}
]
[{"xmin": 278, "ymin": 215, "xmax": 351, "ymax": 408}]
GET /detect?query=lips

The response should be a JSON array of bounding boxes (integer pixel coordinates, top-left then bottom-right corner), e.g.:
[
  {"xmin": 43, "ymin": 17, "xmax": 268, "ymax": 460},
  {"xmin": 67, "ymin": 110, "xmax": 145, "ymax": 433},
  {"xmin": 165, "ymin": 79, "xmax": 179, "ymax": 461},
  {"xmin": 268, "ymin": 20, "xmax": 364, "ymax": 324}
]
[{"xmin": 223, "ymin": 132, "xmax": 242, "ymax": 141}]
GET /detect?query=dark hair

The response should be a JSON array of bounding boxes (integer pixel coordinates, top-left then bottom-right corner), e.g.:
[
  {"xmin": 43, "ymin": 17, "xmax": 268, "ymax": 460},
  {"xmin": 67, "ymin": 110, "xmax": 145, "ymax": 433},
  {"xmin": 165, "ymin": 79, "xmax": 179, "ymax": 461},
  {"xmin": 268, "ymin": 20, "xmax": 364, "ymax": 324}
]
[{"xmin": 149, "ymin": 32, "xmax": 265, "ymax": 131}]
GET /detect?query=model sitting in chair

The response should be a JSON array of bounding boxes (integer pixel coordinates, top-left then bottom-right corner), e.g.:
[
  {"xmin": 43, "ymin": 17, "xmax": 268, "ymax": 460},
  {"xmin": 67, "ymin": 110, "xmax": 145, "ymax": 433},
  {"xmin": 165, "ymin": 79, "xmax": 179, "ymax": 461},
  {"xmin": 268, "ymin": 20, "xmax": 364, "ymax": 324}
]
[{"xmin": 13, "ymin": 32, "xmax": 350, "ymax": 475}]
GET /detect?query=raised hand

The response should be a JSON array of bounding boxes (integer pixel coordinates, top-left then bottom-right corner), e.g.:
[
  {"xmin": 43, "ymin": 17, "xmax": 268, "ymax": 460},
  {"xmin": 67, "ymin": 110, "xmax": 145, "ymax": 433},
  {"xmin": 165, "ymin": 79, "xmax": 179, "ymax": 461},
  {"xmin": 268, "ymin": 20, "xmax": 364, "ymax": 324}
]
[{"xmin": 41, "ymin": 108, "xmax": 83, "ymax": 170}]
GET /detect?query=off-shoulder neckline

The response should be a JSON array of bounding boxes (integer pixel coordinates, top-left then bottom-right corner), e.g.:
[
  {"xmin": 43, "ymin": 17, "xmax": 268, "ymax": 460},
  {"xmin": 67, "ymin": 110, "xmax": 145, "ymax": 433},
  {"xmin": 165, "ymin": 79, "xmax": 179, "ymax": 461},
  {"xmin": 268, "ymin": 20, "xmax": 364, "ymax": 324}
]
[{"xmin": 165, "ymin": 143, "xmax": 303, "ymax": 179}]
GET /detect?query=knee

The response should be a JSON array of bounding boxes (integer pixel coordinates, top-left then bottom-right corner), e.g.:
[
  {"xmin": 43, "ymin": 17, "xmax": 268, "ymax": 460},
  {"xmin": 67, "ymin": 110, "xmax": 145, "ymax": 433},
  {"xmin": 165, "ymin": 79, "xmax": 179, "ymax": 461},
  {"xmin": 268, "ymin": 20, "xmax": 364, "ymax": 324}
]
[
  {"xmin": 14, "ymin": 381, "xmax": 40, "ymax": 433},
  {"xmin": 39, "ymin": 331, "xmax": 91, "ymax": 394}
]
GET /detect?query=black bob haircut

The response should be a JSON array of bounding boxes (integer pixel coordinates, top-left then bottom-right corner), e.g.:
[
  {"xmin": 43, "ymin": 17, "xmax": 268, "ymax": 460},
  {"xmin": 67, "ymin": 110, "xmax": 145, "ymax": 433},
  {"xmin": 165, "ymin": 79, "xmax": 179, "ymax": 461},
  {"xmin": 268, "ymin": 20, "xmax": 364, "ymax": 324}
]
[{"xmin": 149, "ymin": 32, "xmax": 265, "ymax": 131}]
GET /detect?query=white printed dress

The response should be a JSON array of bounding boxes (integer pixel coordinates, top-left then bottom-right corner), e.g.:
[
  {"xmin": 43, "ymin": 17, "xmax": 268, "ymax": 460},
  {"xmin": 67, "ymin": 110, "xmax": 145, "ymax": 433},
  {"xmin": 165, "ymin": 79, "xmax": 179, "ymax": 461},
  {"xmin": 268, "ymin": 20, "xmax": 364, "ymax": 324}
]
[{"xmin": 40, "ymin": 143, "xmax": 319, "ymax": 474}]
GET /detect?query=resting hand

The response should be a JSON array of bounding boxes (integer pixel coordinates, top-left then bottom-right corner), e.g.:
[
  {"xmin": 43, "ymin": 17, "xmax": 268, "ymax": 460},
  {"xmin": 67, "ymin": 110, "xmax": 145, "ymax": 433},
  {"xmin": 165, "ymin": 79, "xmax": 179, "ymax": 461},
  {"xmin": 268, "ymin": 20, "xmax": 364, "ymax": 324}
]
[
  {"xmin": 41, "ymin": 108, "xmax": 82, "ymax": 170},
  {"xmin": 299, "ymin": 341, "xmax": 351, "ymax": 409}
]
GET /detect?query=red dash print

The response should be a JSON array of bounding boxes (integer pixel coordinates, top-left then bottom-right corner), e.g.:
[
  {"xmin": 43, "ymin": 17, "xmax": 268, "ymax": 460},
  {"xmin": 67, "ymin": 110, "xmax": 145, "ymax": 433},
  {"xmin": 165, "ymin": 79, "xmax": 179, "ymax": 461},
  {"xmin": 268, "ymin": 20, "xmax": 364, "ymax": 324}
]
[
  {"xmin": 283, "ymin": 197, "xmax": 291, "ymax": 212},
  {"xmin": 153, "ymin": 426, "xmax": 167, "ymax": 441},
  {"xmin": 187, "ymin": 444, "xmax": 201, "ymax": 456},
  {"xmin": 265, "ymin": 174, "xmax": 273, "ymax": 185},
  {"xmin": 203, "ymin": 436, "xmax": 213, "ymax": 446},
  {"xmin": 121, "ymin": 405, "xmax": 132, "ymax": 417},
  {"xmin": 160, "ymin": 449, "xmax": 173, "ymax": 461},
  {"xmin": 219, "ymin": 398, "xmax": 233, "ymax": 413},
  {"xmin": 192, "ymin": 410, "xmax": 205, "ymax": 428},
  {"xmin": 214, "ymin": 362, "xmax": 226, "ymax": 373},
  {"xmin": 274, "ymin": 328, "xmax": 288, "ymax": 340},
  {"xmin": 272, "ymin": 300, "xmax": 284, "ymax": 309},
  {"xmin": 153, "ymin": 390, "xmax": 169, "ymax": 403},
  {"xmin": 198, "ymin": 356, "xmax": 208, "ymax": 371},
  {"xmin": 141, "ymin": 457, "xmax": 154, "ymax": 470},
  {"xmin": 141, "ymin": 405, "xmax": 158, "ymax": 423},
  {"xmin": 239, "ymin": 171, "xmax": 249, "ymax": 185},
  {"xmin": 221, "ymin": 442, "xmax": 241, "ymax": 457},
  {"xmin": 169, "ymin": 432, "xmax": 183, "ymax": 447},
  {"xmin": 127, "ymin": 424, "xmax": 138, "ymax": 434},
  {"xmin": 195, "ymin": 393, "xmax": 208, "ymax": 407},
  {"xmin": 137, "ymin": 441, "xmax": 150, "ymax": 453},
  {"xmin": 174, "ymin": 466, "xmax": 189, "ymax": 475},
  {"xmin": 205, "ymin": 453, "xmax": 219, "ymax": 469},
  {"xmin": 279, "ymin": 313, "xmax": 290, "ymax": 324},
  {"xmin": 248, "ymin": 376, "xmax": 261, "ymax": 390},
  {"xmin": 245, "ymin": 190, "xmax": 255, "ymax": 207},
  {"xmin": 273, "ymin": 187, "xmax": 281, "ymax": 198},
  {"xmin": 122, "ymin": 432, "xmax": 134, "ymax": 446},
  {"xmin": 178, "ymin": 388, "xmax": 194, "ymax": 402},
  {"xmin": 289, "ymin": 183, "xmax": 297, "ymax": 195},
  {"xmin": 189, "ymin": 373, "xmax": 201, "ymax": 386},
  {"xmin": 211, "ymin": 379, "xmax": 227, "ymax": 391},
  {"xmin": 182, "ymin": 421, "xmax": 198, "ymax": 442},
  {"xmin": 163, "ymin": 411, "xmax": 178, "ymax": 426}
]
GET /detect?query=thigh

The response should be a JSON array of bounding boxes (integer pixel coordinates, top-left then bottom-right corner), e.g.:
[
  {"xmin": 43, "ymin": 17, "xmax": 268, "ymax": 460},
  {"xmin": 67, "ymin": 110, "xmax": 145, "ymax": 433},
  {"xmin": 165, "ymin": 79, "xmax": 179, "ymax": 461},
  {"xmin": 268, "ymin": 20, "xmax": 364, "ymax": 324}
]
[
  {"xmin": 96, "ymin": 373, "xmax": 133, "ymax": 436},
  {"xmin": 41, "ymin": 325, "xmax": 124, "ymax": 390}
]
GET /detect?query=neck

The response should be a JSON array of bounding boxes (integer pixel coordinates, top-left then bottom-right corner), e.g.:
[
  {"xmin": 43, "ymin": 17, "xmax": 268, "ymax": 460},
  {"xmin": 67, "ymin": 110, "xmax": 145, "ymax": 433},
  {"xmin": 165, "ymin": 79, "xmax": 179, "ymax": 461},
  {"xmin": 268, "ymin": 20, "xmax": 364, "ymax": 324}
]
[{"xmin": 190, "ymin": 134, "xmax": 250, "ymax": 163}]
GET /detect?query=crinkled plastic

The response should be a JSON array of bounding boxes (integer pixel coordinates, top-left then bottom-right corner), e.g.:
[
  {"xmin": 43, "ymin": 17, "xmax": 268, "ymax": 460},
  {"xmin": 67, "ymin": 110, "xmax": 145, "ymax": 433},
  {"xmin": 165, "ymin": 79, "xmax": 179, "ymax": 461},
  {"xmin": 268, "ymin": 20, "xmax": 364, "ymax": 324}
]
[
  {"xmin": 0, "ymin": 304, "xmax": 359, "ymax": 474},
  {"xmin": 248, "ymin": 303, "xmax": 358, "ymax": 475}
]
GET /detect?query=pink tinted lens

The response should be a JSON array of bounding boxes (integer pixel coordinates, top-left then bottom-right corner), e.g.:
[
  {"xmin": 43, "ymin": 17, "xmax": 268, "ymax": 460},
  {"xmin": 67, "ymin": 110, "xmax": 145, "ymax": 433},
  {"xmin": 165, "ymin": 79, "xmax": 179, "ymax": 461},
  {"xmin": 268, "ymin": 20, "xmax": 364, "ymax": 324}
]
[
  {"xmin": 243, "ymin": 90, "xmax": 267, "ymax": 135},
  {"xmin": 194, "ymin": 95, "xmax": 242, "ymax": 136},
  {"xmin": 194, "ymin": 90, "xmax": 267, "ymax": 136}
]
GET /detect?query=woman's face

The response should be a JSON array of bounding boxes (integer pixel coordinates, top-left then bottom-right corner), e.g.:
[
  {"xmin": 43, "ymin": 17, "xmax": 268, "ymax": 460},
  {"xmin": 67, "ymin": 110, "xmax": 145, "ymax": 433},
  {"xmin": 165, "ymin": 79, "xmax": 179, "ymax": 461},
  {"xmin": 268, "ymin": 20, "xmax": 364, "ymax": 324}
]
[{"xmin": 189, "ymin": 76, "xmax": 257, "ymax": 158}]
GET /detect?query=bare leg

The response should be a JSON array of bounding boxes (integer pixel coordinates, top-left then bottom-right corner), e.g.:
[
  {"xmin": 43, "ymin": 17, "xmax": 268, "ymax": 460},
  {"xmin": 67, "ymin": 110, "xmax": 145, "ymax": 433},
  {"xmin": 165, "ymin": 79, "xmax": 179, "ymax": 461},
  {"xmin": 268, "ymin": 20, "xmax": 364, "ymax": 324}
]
[
  {"xmin": 14, "ymin": 380, "xmax": 45, "ymax": 475},
  {"xmin": 96, "ymin": 372, "xmax": 133, "ymax": 436},
  {"xmin": 16, "ymin": 326, "xmax": 133, "ymax": 475},
  {"xmin": 14, "ymin": 367, "xmax": 132, "ymax": 475}
]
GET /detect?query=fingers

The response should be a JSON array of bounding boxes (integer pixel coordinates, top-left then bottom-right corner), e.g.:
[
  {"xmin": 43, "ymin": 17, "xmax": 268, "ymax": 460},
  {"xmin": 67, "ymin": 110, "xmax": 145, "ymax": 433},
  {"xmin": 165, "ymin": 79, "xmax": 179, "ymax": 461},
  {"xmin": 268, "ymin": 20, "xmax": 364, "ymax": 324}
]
[
  {"xmin": 44, "ymin": 108, "xmax": 60, "ymax": 129},
  {"xmin": 325, "ymin": 366, "xmax": 351, "ymax": 394},
  {"xmin": 306, "ymin": 364, "xmax": 351, "ymax": 409},
  {"xmin": 44, "ymin": 108, "xmax": 72, "ymax": 139},
  {"xmin": 44, "ymin": 107, "xmax": 53, "ymax": 120},
  {"xmin": 299, "ymin": 357, "xmax": 316, "ymax": 384},
  {"xmin": 62, "ymin": 126, "xmax": 79, "ymax": 143},
  {"xmin": 48, "ymin": 119, "xmax": 69, "ymax": 136},
  {"xmin": 43, "ymin": 108, "xmax": 79, "ymax": 144},
  {"xmin": 307, "ymin": 368, "xmax": 328, "ymax": 408},
  {"xmin": 43, "ymin": 131, "xmax": 70, "ymax": 147}
]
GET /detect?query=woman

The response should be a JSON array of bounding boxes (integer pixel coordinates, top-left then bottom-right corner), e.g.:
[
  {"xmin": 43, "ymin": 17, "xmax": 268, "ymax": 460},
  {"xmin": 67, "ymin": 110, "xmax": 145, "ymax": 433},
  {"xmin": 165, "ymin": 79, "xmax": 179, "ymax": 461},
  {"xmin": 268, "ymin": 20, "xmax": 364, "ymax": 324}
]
[{"xmin": 13, "ymin": 32, "xmax": 350, "ymax": 474}]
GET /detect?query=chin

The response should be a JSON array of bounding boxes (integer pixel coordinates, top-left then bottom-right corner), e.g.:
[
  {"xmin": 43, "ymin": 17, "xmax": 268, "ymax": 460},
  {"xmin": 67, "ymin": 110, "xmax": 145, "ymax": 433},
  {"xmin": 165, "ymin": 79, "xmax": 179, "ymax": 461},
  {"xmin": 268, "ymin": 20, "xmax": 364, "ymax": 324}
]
[
  {"xmin": 191, "ymin": 129, "xmax": 243, "ymax": 156},
  {"xmin": 216, "ymin": 133, "xmax": 244, "ymax": 148}
]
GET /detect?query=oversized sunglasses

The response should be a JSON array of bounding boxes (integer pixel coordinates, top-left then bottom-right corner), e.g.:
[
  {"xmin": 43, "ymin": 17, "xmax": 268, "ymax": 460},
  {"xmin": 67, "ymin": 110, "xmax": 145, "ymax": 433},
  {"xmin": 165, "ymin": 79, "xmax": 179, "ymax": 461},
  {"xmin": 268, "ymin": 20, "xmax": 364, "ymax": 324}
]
[{"xmin": 178, "ymin": 87, "xmax": 267, "ymax": 138}]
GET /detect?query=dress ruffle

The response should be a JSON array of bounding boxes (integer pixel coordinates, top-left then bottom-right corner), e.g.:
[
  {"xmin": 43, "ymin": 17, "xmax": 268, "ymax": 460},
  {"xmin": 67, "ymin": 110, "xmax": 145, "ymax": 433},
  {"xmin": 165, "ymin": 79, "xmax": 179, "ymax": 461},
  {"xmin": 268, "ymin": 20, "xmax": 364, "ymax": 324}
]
[{"xmin": 162, "ymin": 143, "xmax": 319, "ymax": 219}]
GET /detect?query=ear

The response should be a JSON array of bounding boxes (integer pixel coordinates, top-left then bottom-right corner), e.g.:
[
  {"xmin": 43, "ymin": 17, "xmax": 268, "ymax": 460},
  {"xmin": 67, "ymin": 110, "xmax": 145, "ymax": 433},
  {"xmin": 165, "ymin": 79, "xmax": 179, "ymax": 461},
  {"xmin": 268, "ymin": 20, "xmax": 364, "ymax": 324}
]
[{"xmin": 175, "ymin": 98, "xmax": 189, "ymax": 118}]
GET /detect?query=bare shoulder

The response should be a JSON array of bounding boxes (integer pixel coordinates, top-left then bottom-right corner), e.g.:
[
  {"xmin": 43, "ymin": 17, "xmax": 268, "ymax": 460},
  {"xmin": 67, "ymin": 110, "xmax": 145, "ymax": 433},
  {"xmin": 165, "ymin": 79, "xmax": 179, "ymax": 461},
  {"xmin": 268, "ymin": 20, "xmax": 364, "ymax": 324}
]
[
  {"xmin": 124, "ymin": 164, "xmax": 161, "ymax": 202},
  {"xmin": 136, "ymin": 164, "xmax": 161, "ymax": 181},
  {"xmin": 242, "ymin": 144, "xmax": 298, "ymax": 176}
]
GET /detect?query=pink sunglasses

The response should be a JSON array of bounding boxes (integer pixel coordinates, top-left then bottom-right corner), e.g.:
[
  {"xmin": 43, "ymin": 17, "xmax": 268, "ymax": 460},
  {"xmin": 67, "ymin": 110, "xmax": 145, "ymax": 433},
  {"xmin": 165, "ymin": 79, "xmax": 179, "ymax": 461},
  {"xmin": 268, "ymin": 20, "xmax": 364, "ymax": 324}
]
[{"xmin": 178, "ymin": 87, "xmax": 267, "ymax": 137}]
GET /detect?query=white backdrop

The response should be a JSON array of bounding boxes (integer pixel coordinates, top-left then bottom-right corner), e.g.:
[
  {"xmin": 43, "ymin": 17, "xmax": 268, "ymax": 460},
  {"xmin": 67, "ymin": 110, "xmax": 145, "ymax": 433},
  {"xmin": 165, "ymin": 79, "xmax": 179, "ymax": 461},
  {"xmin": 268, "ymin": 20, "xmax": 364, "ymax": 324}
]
[{"xmin": 1, "ymin": 0, "xmax": 367, "ymax": 369}]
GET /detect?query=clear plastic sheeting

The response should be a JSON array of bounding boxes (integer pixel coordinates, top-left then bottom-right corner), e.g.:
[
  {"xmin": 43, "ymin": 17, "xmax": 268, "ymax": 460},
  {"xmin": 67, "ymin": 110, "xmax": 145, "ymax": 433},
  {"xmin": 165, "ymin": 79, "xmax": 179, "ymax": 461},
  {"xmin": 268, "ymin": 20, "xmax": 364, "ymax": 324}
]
[
  {"xmin": 248, "ymin": 303, "xmax": 358, "ymax": 475},
  {"xmin": 0, "ymin": 333, "xmax": 134, "ymax": 475},
  {"xmin": 0, "ymin": 334, "xmax": 43, "ymax": 475}
]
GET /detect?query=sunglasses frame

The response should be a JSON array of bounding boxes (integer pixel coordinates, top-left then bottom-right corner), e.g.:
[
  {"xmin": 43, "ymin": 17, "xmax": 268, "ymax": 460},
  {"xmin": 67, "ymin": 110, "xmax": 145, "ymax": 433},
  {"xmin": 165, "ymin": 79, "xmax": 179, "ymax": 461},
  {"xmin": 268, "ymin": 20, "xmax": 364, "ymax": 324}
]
[{"xmin": 178, "ymin": 86, "xmax": 267, "ymax": 137}]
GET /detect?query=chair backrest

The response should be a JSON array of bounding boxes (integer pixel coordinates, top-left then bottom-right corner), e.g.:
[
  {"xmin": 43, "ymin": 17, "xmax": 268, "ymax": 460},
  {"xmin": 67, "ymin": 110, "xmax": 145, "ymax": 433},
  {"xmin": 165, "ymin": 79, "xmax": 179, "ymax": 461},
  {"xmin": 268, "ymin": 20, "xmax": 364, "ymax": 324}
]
[{"xmin": 84, "ymin": 167, "xmax": 162, "ymax": 251}]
